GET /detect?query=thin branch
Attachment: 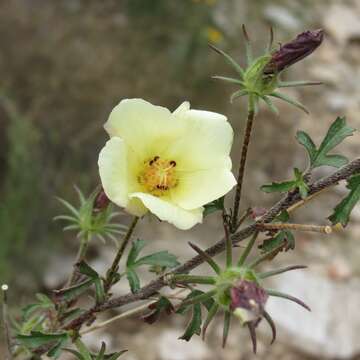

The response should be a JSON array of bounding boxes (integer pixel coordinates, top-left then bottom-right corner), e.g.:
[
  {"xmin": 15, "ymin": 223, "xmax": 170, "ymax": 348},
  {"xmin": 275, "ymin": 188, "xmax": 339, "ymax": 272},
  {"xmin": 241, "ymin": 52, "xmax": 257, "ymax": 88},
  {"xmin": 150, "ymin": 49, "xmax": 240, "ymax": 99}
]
[
  {"xmin": 56, "ymin": 158, "xmax": 359, "ymax": 333},
  {"xmin": 232, "ymin": 95, "xmax": 256, "ymax": 230},
  {"xmin": 80, "ymin": 300, "xmax": 155, "ymax": 335},
  {"xmin": 66, "ymin": 232, "xmax": 91, "ymax": 287},
  {"xmin": 104, "ymin": 216, "xmax": 139, "ymax": 293},
  {"xmin": 257, "ymin": 222, "xmax": 333, "ymax": 234}
]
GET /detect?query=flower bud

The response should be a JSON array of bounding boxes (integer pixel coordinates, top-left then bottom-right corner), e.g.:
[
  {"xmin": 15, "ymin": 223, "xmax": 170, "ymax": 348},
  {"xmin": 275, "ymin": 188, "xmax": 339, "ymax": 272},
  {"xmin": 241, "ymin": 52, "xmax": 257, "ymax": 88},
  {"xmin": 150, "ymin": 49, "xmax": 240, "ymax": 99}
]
[
  {"xmin": 230, "ymin": 280, "xmax": 268, "ymax": 325},
  {"xmin": 263, "ymin": 29, "xmax": 324, "ymax": 75},
  {"xmin": 94, "ymin": 188, "xmax": 110, "ymax": 212}
]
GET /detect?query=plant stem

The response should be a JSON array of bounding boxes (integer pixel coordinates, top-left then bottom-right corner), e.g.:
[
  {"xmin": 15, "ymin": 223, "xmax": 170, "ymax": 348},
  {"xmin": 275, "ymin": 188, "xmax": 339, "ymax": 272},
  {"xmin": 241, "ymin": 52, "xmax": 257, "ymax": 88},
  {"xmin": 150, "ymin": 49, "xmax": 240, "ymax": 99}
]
[
  {"xmin": 223, "ymin": 212, "xmax": 232, "ymax": 267},
  {"xmin": 104, "ymin": 216, "xmax": 139, "ymax": 293},
  {"xmin": 169, "ymin": 274, "xmax": 216, "ymax": 285},
  {"xmin": 1, "ymin": 285, "xmax": 12, "ymax": 360},
  {"xmin": 237, "ymin": 231, "xmax": 258, "ymax": 266},
  {"xmin": 67, "ymin": 232, "xmax": 91, "ymax": 287},
  {"xmin": 257, "ymin": 222, "xmax": 333, "ymax": 234},
  {"xmin": 232, "ymin": 95, "xmax": 256, "ymax": 231}
]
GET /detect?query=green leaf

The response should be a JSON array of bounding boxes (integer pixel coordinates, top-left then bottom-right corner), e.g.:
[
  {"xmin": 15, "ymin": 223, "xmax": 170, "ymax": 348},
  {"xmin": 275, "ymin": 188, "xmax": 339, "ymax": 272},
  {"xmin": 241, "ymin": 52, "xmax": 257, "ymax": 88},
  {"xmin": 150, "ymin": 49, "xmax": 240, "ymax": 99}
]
[
  {"xmin": 178, "ymin": 302, "xmax": 202, "ymax": 341},
  {"xmin": 275, "ymin": 210, "xmax": 290, "ymax": 222},
  {"xmin": 76, "ymin": 261, "xmax": 105, "ymax": 303},
  {"xmin": 16, "ymin": 331, "xmax": 68, "ymax": 349},
  {"xmin": 297, "ymin": 117, "xmax": 355, "ymax": 169},
  {"xmin": 135, "ymin": 251, "xmax": 179, "ymax": 268},
  {"xmin": 203, "ymin": 197, "xmax": 224, "ymax": 217},
  {"xmin": 261, "ymin": 180, "xmax": 297, "ymax": 193},
  {"xmin": 47, "ymin": 337, "xmax": 69, "ymax": 358},
  {"xmin": 261, "ymin": 168, "xmax": 309, "ymax": 199},
  {"xmin": 126, "ymin": 239, "xmax": 146, "ymax": 267},
  {"xmin": 77, "ymin": 261, "xmax": 99, "ymax": 279},
  {"xmin": 75, "ymin": 339, "xmax": 93, "ymax": 360},
  {"xmin": 329, "ymin": 173, "xmax": 360, "ymax": 227},
  {"xmin": 126, "ymin": 269, "xmax": 140, "ymax": 293},
  {"xmin": 143, "ymin": 296, "xmax": 175, "ymax": 324},
  {"xmin": 259, "ymin": 230, "xmax": 295, "ymax": 256},
  {"xmin": 104, "ymin": 350, "xmax": 128, "ymax": 360},
  {"xmin": 53, "ymin": 279, "xmax": 95, "ymax": 302}
]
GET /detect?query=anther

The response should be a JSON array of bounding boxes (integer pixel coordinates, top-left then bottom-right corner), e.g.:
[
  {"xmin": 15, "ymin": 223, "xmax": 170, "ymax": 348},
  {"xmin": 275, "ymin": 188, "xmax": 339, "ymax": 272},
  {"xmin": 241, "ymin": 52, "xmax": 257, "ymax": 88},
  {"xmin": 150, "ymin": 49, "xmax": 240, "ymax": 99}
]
[{"xmin": 170, "ymin": 160, "xmax": 177, "ymax": 167}]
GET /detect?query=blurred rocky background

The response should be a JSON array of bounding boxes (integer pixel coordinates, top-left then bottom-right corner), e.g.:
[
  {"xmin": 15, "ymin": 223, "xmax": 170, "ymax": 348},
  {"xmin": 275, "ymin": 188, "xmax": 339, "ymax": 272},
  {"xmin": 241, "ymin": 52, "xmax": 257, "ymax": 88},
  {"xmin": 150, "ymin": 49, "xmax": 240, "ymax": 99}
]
[{"xmin": 0, "ymin": 0, "xmax": 360, "ymax": 359}]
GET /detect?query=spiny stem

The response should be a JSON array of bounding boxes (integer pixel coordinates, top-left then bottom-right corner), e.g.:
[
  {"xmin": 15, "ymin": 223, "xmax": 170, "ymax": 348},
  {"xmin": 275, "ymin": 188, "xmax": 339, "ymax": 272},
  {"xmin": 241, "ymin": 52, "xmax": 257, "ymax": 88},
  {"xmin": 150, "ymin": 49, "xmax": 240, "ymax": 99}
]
[
  {"xmin": 169, "ymin": 274, "xmax": 216, "ymax": 285},
  {"xmin": 237, "ymin": 231, "xmax": 258, "ymax": 266},
  {"xmin": 231, "ymin": 95, "xmax": 256, "ymax": 231},
  {"xmin": 287, "ymin": 185, "xmax": 335, "ymax": 213},
  {"xmin": 259, "ymin": 265, "xmax": 307, "ymax": 279},
  {"xmin": 67, "ymin": 232, "xmax": 91, "ymax": 287},
  {"xmin": 257, "ymin": 222, "xmax": 333, "ymax": 234},
  {"xmin": 1, "ymin": 285, "xmax": 13, "ymax": 360},
  {"xmin": 104, "ymin": 216, "xmax": 139, "ymax": 293},
  {"xmin": 223, "ymin": 211, "xmax": 232, "ymax": 267}
]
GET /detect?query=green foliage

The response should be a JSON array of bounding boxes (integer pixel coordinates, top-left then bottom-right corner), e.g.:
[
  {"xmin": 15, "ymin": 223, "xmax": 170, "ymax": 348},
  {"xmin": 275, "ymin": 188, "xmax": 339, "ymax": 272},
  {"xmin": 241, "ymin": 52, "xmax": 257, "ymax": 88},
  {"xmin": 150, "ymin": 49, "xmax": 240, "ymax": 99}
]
[
  {"xmin": 126, "ymin": 239, "xmax": 179, "ymax": 293},
  {"xmin": 143, "ymin": 296, "xmax": 175, "ymax": 324},
  {"xmin": 55, "ymin": 187, "xmax": 127, "ymax": 244},
  {"xmin": 329, "ymin": 173, "xmax": 360, "ymax": 227},
  {"xmin": 259, "ymin": 230, "xmax": 295, "ymax": 255},
  {"xmin": 65, "ymin": 339, "xmax": 127, "ymax": 360},
  {"xmin": 261, "ymin": 168, "xmax": 309, "ymax": 199},
  {"xmin": 177, "ymin": 290, "xmax": 215, "ymax": 341},
  {"xmin": 297, "ymin": 117, "xmax": 355, "ymax": 169},
  {"xmin": 16, "ymin": 331, "xmax": 69, "ymax": 358},
  {"xmin": 53, "ymin": 261, "xmax": 105, "ymax": 304}
]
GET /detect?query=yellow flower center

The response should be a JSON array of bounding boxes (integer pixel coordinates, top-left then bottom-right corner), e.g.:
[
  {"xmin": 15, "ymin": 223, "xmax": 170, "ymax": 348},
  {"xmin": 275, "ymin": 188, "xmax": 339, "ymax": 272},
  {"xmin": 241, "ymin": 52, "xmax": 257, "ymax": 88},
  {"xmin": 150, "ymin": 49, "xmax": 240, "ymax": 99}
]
[{"xmin": 138, "ymin": 156, "xmax": 178, "ymax": 196}]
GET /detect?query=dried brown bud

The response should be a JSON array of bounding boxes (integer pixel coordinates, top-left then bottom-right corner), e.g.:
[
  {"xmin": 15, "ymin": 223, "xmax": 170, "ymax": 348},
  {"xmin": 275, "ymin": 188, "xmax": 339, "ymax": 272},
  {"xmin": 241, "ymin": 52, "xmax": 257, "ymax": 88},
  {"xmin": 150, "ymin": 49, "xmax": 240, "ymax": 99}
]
[
  {"xmin": 263, "ymin": 29, "xmax": 324, "ymax": 75},
  {"xmin": 94, "ymin": 188, "xmax": 110, "ymax": 212},
  {"xmin": 230, "ymin": 280, "xmax": 268, "ymax": 324}
]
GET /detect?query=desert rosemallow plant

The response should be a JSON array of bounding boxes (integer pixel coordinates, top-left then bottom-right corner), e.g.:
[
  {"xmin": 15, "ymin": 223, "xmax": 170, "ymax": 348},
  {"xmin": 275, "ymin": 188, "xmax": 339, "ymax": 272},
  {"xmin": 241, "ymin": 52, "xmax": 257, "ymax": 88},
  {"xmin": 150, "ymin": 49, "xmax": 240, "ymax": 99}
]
[
  {"xmin": 98, "ymin": 99, "xmax": 236, "ymax": 229},
  {"xmin": 4, "ymin": 27, "xmax": 360, "ymax": 359}
]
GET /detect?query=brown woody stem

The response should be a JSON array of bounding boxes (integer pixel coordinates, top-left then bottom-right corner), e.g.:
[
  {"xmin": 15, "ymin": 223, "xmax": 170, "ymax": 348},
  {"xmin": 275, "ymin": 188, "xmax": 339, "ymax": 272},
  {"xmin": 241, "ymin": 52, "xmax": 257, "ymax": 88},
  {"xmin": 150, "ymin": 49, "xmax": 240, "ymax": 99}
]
[
  {"xmin": 232, "ymin": 95, "xmax": 256, "ymax": 231},
  {"xmin": 104, "ymin": 216, "xmax": 139, "ymax": 293}
]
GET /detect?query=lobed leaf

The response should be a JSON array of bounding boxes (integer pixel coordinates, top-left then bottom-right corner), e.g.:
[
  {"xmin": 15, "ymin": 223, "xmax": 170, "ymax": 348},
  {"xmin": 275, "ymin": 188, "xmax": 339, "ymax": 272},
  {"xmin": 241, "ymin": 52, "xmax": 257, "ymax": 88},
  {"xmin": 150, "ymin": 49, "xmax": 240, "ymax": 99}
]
[{"xmin": 328, "ymin": 173, "xmax": 360, "ymax": 227}]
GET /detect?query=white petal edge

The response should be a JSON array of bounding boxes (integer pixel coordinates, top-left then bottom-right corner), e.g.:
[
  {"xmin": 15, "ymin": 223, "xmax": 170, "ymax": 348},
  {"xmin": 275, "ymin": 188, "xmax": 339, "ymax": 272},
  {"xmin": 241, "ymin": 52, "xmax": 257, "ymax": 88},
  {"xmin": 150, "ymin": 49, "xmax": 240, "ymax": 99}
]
[
  {"xmin": 98, "ymin": 137, "xmax": 129, "ymax": 208},
  {"xmin": 129, "ymin": 192, "xmax": 203, "ymax": 230}
]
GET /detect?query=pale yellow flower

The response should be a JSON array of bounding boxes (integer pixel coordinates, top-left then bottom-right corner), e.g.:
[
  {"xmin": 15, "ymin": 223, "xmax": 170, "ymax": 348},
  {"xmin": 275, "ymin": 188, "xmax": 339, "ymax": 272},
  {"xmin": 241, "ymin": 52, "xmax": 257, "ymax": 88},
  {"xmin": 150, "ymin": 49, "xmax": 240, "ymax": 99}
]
[{"xmin": 98, "ymin": 99, "xmax": 236, "ymax": 230}]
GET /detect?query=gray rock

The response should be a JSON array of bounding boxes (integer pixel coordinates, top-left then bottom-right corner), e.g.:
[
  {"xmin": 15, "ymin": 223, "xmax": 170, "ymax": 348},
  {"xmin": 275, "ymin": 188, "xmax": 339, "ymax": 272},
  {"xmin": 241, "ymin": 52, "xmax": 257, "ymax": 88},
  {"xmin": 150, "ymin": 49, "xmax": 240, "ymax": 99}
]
[{"xmin": 266, "ymin": 270, "xmax": 360, "ymax": 358}]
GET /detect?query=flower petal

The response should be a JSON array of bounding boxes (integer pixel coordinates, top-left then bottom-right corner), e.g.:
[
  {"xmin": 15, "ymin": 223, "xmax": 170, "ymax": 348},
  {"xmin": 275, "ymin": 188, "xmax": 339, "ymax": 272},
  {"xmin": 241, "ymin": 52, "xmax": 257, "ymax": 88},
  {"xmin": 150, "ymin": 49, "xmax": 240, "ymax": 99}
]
[
  {"xmin": 171, "ymin": 167, "xmax": 237, "ymax": 209},
  {"xmin": 98, "ymin": 137, "xmax": 129, "ymax": 208},
  {"xmin": 167, "ymin": 107, "xmax": 234, "ymax": 170},
  {"xmin": 129, "ymin": 192, "xmax": 203, "ymax": 230},
  {"xmin": 104, "ymin": 98, "xmax": 184, "ymax": 159}
]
